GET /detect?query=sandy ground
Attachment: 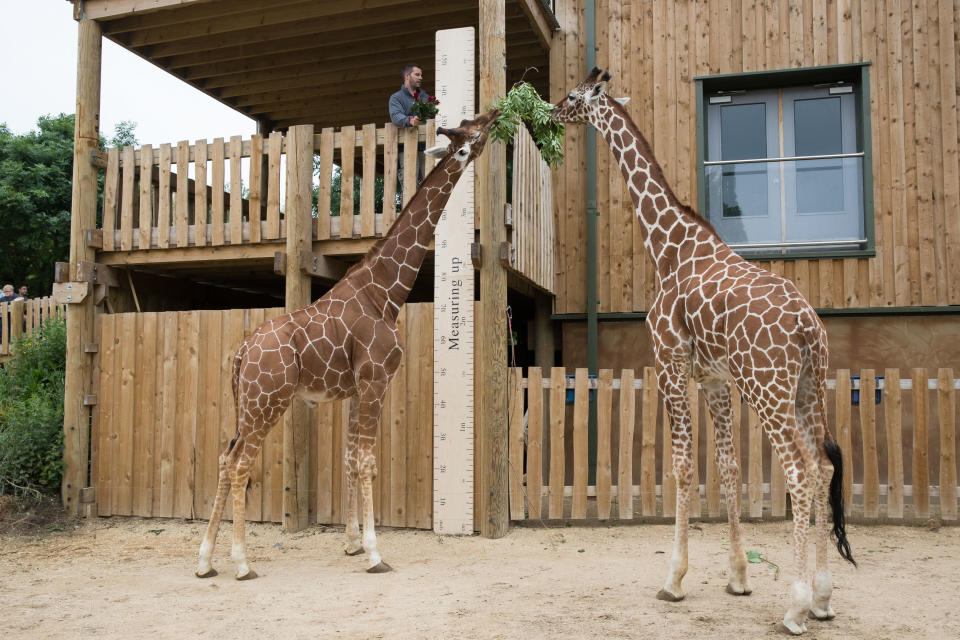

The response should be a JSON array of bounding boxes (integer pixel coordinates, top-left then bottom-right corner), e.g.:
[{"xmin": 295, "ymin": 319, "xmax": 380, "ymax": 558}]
[{"xmin": 1, "ymin": 516, "xmax": 957, "ymax": 640}]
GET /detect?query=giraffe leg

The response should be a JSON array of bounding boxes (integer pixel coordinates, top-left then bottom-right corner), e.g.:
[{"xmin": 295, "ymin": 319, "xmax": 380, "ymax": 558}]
[
  {"xmin": 229, "ymin": 458, "xmax": 257, "ymax": 580},
  {"xmin": 343, "ymin": 396, "xmax": 363, "ymax": 557},
  {"xmin": 355, "ymin": 384, "xmax": 391, "ymax": 573},
  {"xmin": 703, "ymin": 381, "xmax": 751, "ymax": 596},
  {"xmin": 656, "ymin": 363, "xmax": 695, "ymax": 602},
  {"xmin": 195, "ymin": 451, "xmax": 232, "ymax": 577}
]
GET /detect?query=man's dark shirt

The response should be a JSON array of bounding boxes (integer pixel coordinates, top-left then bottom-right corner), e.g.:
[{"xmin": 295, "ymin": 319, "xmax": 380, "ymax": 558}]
[{"xmin": 389, "ymin": 85, "xmax": 431, "ymax": 128}]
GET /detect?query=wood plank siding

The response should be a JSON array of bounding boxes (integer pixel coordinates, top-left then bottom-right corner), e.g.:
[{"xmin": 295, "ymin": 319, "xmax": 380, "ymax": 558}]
[{"xmin": 551, "ymin": 0, "xmax": 960, "ymax": 313}]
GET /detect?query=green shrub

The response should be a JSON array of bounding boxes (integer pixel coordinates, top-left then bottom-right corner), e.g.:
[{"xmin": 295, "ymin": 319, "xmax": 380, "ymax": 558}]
[{"xmin": 0, "ymin": 317, "xmax": 66, "ymax": 497}]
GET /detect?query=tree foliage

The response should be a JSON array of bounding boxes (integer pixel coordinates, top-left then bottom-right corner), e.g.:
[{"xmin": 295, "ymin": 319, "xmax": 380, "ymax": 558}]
[{"xmin": 0, "ymin": 116, "xmax": 138, "ymax": 295}]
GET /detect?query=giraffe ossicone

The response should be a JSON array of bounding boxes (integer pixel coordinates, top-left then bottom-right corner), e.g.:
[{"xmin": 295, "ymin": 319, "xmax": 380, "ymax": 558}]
[
  {"xmin": 552, "ymin": 68, "xmax": 855, "ymax": 635},
  {"xmin": 195, "ymin": 109, "xmax": 500, "ymax": 580}
]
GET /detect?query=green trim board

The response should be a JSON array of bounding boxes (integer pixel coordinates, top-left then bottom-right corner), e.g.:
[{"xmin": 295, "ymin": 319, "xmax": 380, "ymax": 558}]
[{"xmin": 695, "ymin": 62, "xmax": 875, "ymax": 260}]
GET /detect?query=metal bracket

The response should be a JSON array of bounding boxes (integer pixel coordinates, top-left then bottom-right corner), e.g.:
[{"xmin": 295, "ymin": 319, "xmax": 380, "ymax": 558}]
[
  {"xmin": 298, "ymin": 251, "xmax": 348, "ymax": 280},
  {"xmin": 53, "ymin": 281, "xmax": 90, "ymax": 304},
  {"xmin": 471, "ymin": 242, "xmax": 482, "ymax": 268},
  {"xmin": 504, "ymin": 203, "xmax": 513, "ymax": 230}
]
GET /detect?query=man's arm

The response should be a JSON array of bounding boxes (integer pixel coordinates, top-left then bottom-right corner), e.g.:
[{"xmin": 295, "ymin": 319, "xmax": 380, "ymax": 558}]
[{"xmin": 389, "ymin": 92, "xmax": 411, "ymax": 127}]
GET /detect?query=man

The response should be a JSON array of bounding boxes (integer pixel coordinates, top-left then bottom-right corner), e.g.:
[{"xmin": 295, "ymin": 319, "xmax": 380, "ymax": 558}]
[
  {"xmin": 388, "ymin": 63, "xmax": 430, "ymax": 189},
  {"xmin": 17, "ymin": 285, "xmax": 28, "ymax": 301},
  {"xmin": 389, "ymin": 63, "xmax": 428, "ymax": 128},
  {"xmin": 0, "ymin": 285, "xmax": 17, "ymax": 303}
]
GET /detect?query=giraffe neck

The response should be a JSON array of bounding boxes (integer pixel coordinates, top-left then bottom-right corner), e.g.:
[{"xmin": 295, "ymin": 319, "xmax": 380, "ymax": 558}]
[
  {"xmin": 594, "ymin": 99, "xmax": 726, "ymax": 281},
  {"xmin": 357, "ymin": 157, "xmax": 463, "ymax": 319}
]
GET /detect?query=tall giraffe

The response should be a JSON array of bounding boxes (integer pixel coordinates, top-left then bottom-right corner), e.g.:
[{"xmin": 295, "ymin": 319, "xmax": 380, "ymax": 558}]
[
  {"xmin": 195, "ymin": 109, "xmax": 500, "ymax": 580},
  {"xmin": 553, "ymin": 69, "xmax": 855, "ymax": 634}
]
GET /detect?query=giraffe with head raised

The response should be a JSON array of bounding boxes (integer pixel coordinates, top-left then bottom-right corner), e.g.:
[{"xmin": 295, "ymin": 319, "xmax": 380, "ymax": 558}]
[
  {"xmin": 552, "ymin": 69, "xmax": 855, "ymax": 634},
  {"xmin": 195, "ymin": 109, "xmax": 500, "ymax": 580}
]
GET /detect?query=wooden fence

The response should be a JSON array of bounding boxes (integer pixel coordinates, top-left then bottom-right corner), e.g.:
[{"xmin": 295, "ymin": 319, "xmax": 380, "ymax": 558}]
[
  {"xmin": 508, "ymin": 124, "xmax": 555, "ymax": 293},
  {"xmin": 0, "ymin": 296, "xmax": 65, "ymax": 360},
  {"xmin": 93, "ymin": 303, "xmax": 434, "ymax": 528},
  {"xmin": 508, "ymin": 367, "xmax": 959, "ymax": 523}
]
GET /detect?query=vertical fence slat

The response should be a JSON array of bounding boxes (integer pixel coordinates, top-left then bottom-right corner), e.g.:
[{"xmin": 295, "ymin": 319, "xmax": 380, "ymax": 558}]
[
  {"xmin": 157, "ymin": 144, "xmax": 172, "ymax": 249},
  {"xmin": 314, "ymin": 128, "xmax": 333, "ymax": 240},
  {"xmin": 248, "ymin": 134, "xmax": 263, "ymax": 244},
  {"xmin": 912, "ymin": 368, "xmax": 930, "ymax": 518},
  {"xmin": 526, "ymin": 367, "xmax": 543, "ymax": 520},
  {"xmin": 618, "ymin": 369, "xmax": 636, "ymax": 519},
  {"xmin": 96, "ymin": 315, "xmax": 116, "ymax": 516},
  {"xmin": 339, "ymin": 125, "xmax": 356, "ymax": 239},
  {"xmin": 383, "ymin": 124, "xmax": 398, "ymax": 227},
  {"xmin": 102, "ymin": 147, "xmax": 119, "ymax": 251},
  {"xmin": 176, "ymin": 140, "xmax": 190, "ymax": 247},
  {"xmin": 596, "ymin": 369, "xmax": 613, "ymax": 520},
  {"xmin": 508, "ymin": 368, "xmax": 525, "ymax": 520},
  {"xmin": 194, "ymin": 139, "xmax": 208, "ymax": 247},
  {"xmin": 132, "ymin": 313, "xmax": 157, "ymax": 517},
  {"xmin": 549, "ymin": 367, "xmax": 566, "ymax": 519},
  {"xmin": 387, "ymin": 307, "xmax": 408, "ymax": 525},
  {"xmin": 194, "ymin": 311, "xmax": 221, "ymax": 520},
  {"xmin": 641, "ymin": 367, "xmax": 657, "ymax": 516},
  {"xmin": 572, "ymin": 368, "xmax": 589, "ymax": 519},
  {"xmin": 315, "ymin": 400, "xmax": 334, "ymax": 524},
  {"xmin": 401, "ymin": 126, "xmax": 418, "ymax": 208},
  {"xmin": 361, "ymin": 123, "xmax": 376, "ymax": 238},
  {"xmin": 414, "ymin": 305, "xmax": 433, "ymax": 528},
  {"xmin": 938, "ymin": 368, "xmax": 957, "ymax": 520},
  {"xmin": 221, "ymin": 309, "xmax": 246, "ymax": 521},
  {"xmin": 120, "ymin": 145, "xmax": 135, "ymax": 251},
  {"xmin": 884, "ymin": 368, "xmax": 904, "ymax": 518},
  {"xmin": 835, "ymin": 370, "xmax": 852, "ymax": 514},
  {"xmin": 229, "ymin": 135, "xmax": 243, "ymax": 245},
  {"xmin": 210, "ymin": 138, "xmax": 225, "ymax": 246},
  {"xmin": 689, "ymin": 381, "xmax": 701, "ymax": 518},
  {"xmin": 267, "ymin": 132, "xmax": 283, "ymax": 240},
  {"xmin": 174, "ymin": 311, "xmax": 199, "ymax": 519},
  {"xmin": 138, "ymin": 143, "xmax": 153, "ymax": 250},
  {"xmin": 116, "ymin": 313, "xmax": 137, "ymax": 516},
  {"xmin": 424, "ymin": 120, "xmax": 437, "ymax": 175},
  {"xmin": 748, "ymin": 406, "xmax": 763, "ymax": 518},
  {"xmin": 860, "ymin": 370, "xmax": 879, "ymax": 518},
  {"xmin": 662, "ymin": 394, "xmax": 675, "ymax": 518}
]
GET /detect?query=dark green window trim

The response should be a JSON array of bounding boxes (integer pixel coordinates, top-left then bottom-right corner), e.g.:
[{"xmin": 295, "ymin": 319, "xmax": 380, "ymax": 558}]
[{"xmin": 695, "ymin": 62, "xmax": 874, "ymax": 261}]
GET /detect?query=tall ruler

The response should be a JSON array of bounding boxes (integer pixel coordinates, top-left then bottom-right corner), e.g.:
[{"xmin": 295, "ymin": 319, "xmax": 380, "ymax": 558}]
[{"xmin": 433, "ymin": 26, "xmax": 476, "ymax": 535}]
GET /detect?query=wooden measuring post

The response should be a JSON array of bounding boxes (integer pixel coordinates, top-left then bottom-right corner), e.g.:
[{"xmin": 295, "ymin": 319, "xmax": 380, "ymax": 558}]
[
  {"xmin": 477, "ymin": 0, "xmax": 509, "ymax": 538},
  {"xmin": 63, "ymin": 19, "xmax": 102, "ymax": 515},
  {"xmin": 282, "ymin": 124, "xmax": 314, "ymax": 532},
  {"xmin": 433, "ymin": 26, "xmax": 478, "ymax": 535}
]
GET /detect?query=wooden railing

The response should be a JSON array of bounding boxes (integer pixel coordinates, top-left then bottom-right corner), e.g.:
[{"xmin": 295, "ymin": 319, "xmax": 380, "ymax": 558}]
[
  {"xmin": 0, "ymin": 296, "xmax": 65, "ymax": 359},
  {"xmin": 508, "ymin": 367, "xmax": 959, "ymax": 523},
  {"xmin": 98, "ymin": 123, "xmax": 439, "ymax": 251},
  {"xmin": 508, "ymin": 125, "xmax": 555, "ymax": 293}
]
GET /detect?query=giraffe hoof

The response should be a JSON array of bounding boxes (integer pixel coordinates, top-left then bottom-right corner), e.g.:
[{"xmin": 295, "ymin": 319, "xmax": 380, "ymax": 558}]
[
  {"xmin": 235, "ymin": 569, "xmax": 258, "ymax": 581},
  {"xmin": 655, "ymin": 588, "xmax": 684, "ymax": 602},
  {"xmin": 195, "ymin": 568, "xmax": 218, "ymax": 579},
  {"xmin": 808, "ymin": 607, "xmax": 835, "ymax": 621},
  {"xmin": 345, "ymin": 548, "xmax": 364, "ymax": 556},
  {"xmin": 725, "ymin": 583, "xmax": 752, "ymax": 596},
  {"xmin": 366, "ymin": 561, "xmax": 393, "ymax": 574},
  {"xmin": 777, "ymin": 621, "xmax": 807, "ymax": 635}
]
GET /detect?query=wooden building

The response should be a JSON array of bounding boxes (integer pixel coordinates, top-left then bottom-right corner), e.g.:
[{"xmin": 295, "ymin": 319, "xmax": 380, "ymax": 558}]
[{"xmin": 61, "ymin": 0, "xmax": 558, "ymax": 536}]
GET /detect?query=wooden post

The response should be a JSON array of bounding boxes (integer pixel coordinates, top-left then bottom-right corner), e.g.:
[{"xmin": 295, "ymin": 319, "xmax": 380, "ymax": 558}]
[
  {"xmin": 282, "ymin": 124, "xmax": 314, "ymax": 532},
  {"xmin": 477, "ymin": 0, "xmax": 508, "ymax": 538},
  {"xmin": 63, "ymin": 19, "xmax": 102, "ymax": 515}
]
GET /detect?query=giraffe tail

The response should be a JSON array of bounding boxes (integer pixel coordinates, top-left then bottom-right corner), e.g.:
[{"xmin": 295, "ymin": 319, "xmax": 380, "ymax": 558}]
[
  {"xmin": 824, "ymin": 439, "xmax": 857, "ymax": 567},
  {"xmin": 227, "ymin": 340, "xmax": 249, "ymax": 454}
]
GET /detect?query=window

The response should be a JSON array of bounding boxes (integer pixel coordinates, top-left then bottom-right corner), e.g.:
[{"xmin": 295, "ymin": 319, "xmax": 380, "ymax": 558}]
[{"xmin": 696, "ymin": 63, "xmax": 874, "ymax": 258}]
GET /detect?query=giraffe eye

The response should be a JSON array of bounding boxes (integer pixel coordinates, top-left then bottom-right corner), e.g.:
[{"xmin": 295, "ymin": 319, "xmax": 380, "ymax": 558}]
[{"xmin": 567, "ymin": 93, "xmax": 576, "ymax": 103}]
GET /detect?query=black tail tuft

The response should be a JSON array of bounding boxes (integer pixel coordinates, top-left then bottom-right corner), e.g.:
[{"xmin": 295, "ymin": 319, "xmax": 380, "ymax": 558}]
[{"xmin": 824, "ymin": 439, "xmax": 857, "ymax": 567}]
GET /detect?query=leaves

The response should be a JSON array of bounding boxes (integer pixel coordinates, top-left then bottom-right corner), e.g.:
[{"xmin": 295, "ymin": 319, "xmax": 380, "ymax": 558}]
[
  {"xmin": 490, "ymin": 82, "xmax": 565, "ymax": 169},
  {"xmin": 747, "ymin": 549, "xmax": 762, "ymax": 563}
]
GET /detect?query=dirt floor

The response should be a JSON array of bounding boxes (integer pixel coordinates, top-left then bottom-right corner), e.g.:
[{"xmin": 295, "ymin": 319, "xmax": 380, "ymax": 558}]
[{"xmin": 1, "ymin": 514, "xmax": 958, "ymax": 639}]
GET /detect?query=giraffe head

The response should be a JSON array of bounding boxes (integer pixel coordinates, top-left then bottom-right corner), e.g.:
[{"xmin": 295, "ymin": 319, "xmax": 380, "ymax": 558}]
[
  {"xmin": 425, "ymin": 108, "xmax": 501, "ymax": 170},
  {"xmin": 552, "ymin": 67, "xmax": 630, "ymax": 127}
]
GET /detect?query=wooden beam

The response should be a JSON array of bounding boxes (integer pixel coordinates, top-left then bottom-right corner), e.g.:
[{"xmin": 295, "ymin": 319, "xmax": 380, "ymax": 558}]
[
  {"xmin": 77, "ymin": 0, "xmax": 216, "ymax": 21},
  {"xmin": 63, "ymin": 18, "xmax": 101, "ymax": 516},
  {"xmin": 515, "ymin": 0, "xmax": 555, "ymax": 50},
  {"xmin": 282, "ymin": 124, "xmax": 314, "ymax": 533},
  {"xmin": 476, "ymin": 0, "xmax": 509, "ymax": 538},
  {"xmin": 100, "ymin": 0, "xmax": 309, "ymax": 34}
]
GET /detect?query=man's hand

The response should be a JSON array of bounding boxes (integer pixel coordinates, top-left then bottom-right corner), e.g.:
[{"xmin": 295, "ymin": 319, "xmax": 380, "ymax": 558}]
[{"xmin": 409, "ymin": 115, "xmax": 422, "ymax": 127}]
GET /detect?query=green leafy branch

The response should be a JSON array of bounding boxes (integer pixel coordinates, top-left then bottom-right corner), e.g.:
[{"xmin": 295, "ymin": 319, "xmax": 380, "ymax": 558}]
[{"xmin": 490, "ymin": 81, "xmax": 565, "ymax": 169}]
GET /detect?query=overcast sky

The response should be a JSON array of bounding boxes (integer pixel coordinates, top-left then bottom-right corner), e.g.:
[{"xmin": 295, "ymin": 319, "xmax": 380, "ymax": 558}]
[{"xmin": 1, "ymin": 3, "xmax": 255, "ymax": 144}]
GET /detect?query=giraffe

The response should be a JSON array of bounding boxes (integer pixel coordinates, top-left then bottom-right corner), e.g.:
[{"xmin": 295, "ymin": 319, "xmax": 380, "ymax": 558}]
[
  {"xmin": 552, "ymin": 68, "xmax": 855, "ymax": 635},
  {"xmin": 195, "ymin": 109, "xmax": 500, "ymax": 580}
]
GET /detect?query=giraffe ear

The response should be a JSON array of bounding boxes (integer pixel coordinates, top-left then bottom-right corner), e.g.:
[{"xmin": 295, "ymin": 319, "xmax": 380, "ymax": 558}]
[
  {"xmin": 613, "ymin": 97, "xmax": 631, "ymax": 106},
  {"xmin": 424, "ymin": 144, "xmax": 448, "ymax": 159},
  {"xmin": 588, "ymin": 81, "xmax": 606, "ymax": 103}
]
